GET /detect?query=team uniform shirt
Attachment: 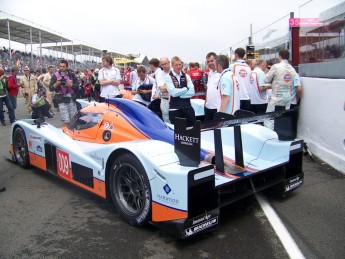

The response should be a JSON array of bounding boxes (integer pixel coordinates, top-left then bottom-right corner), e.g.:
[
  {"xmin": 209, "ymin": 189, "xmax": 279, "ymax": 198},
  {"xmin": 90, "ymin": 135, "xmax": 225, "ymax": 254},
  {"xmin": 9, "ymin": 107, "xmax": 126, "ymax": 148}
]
[
  {"xmin": 230, "ymin": 60, "xmax": 251, "ymax": 101},
  {"xmin": 205, "ymin": 69, "xmax": 221, "ymax": 109},
  {"xmin": 123, "ymin": 70, "xmax": 131, "ymax": 87},
  {"xmin": 291, "ymin": 73, "xmax": 301, "ymax": 105},
  {"xmin": 132, "ymin": 76, "xmax": 156, "ymax": 106},
  {"xmin": 187, "ymin": 68, "xmax": 205, "ymax": 99},
  {"xmin": 249, "ymin": 67, "xmax": 268, "ymax": 105},
  {"xmin": 98, "ymin": 67, "xmax": 121, "ymax": 98},
  {"xmin": 165, "ymin": 71, "xmax": 195, "ymax": 110},
  {"xmin": 219, "ymin": 69, "xmax": 240, "ymax": 115},
  {"xmin": 151, "ymin": 68, "xmax": 165, "ymax": 99},
  {"xmin": 264, "ymin": 59, "xmax": 297, "ymax": 129},
  {"xmin": 130, "ymin": 70, "xmax": 138, "ymax": 86}
]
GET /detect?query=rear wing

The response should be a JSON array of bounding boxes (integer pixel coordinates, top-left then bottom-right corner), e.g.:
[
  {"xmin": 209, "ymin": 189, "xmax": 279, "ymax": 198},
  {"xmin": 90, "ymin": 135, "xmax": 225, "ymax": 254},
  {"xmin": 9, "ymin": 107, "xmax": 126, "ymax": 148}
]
[{"xmin": 174, "ymin": 107, "xmax": 299, "ymax": 170}]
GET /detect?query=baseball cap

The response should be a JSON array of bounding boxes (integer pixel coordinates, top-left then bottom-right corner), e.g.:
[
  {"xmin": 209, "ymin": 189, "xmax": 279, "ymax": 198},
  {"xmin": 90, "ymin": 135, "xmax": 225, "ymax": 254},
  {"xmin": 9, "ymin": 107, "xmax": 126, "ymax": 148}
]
[{"xmin": 23, "ymin": 66, "xmax": 29, "ymax": 71}]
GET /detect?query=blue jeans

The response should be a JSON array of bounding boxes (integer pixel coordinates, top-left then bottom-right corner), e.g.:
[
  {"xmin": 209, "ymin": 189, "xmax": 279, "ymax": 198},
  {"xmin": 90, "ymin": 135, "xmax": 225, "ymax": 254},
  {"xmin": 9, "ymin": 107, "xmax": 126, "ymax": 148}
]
[
  {"xmin": 0, "ymin": 95, "xmax": 16, "ymax": 123},
  {"xmin": 9, "ymin": 95, "xmax": 17, "ymax": 109}
]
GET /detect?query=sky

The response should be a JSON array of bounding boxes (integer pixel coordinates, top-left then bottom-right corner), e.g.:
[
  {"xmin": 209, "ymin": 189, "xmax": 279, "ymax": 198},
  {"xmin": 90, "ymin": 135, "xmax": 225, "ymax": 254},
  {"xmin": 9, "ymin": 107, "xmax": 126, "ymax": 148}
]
[{"xmin": 1, "ymin": 0, "xmax": 344, "ymax": 64}]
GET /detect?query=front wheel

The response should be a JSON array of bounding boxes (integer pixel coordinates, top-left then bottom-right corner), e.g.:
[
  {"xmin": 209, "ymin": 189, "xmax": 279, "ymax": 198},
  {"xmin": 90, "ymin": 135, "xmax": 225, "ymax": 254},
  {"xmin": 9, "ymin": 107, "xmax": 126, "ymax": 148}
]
[
  {"xmin": 109, "ymin": 153, "xmax": 151, "ymax": 226},
  {"xmin": 13, "ymin": 127, "xmax": 30, "ymax": 168}
]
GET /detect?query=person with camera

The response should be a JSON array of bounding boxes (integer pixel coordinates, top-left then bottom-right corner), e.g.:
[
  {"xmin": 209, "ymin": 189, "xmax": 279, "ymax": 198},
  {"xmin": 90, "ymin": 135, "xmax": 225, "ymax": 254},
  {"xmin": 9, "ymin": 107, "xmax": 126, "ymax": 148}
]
[
  {"xmin": 31, "ymin": 87, "xmax": 53, "ymax": 120},
  {"xmin": 49, "ymin": 59, "xmax": 79, "ymax": 127}
]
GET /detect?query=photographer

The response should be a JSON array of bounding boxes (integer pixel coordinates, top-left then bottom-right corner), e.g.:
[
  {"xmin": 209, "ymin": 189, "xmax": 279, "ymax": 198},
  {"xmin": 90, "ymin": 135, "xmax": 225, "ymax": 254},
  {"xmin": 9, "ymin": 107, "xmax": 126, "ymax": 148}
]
[
  {"xmin": 31, "ymin": 87, "xmax": 53, "ymax": 120},
  {"xmin": 49, "ymin": 60, "xmax": 79, "ymax": 127}
]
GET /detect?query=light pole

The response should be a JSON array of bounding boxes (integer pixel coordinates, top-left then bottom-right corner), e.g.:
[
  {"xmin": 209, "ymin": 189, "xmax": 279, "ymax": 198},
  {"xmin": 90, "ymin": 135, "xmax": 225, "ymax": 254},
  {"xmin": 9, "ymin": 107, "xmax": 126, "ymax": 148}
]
[{"xmin": 299, "ymin": 0, "xmax": 313, "ymax": 18}]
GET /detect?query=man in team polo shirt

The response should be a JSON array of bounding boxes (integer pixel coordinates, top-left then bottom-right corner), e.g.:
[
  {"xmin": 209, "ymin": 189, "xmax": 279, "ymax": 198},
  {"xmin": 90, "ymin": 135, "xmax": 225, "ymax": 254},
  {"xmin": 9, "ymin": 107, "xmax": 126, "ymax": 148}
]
[
  {"xmin": 264, "ymin": 49, "xmax": 297, "ymax": 130},
  {"xmin": 217, "ymin": 55, "xmax": 240, "ymax": 115},
  {"xmin": 204, "ymin": 52, "xmax": 221, "ymax": 120},
  {"xmin": 165, "ymin": 56, "xmax": 195, "ymax": 126},
  {"xmin": 249, "ymin": 59, "xmax": 270, "ymax": 114},
  {"xmin": 230, "ymin": 48, "xmax": 252, "ymax": 111}
]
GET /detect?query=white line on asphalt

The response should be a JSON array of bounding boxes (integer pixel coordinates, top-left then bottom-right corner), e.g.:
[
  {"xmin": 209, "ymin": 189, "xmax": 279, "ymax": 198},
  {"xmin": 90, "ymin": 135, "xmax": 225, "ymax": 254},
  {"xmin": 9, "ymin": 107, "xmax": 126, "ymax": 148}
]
[{"xmin": 256, "ymin": 193, "xmax": 305, "ymax": 259}]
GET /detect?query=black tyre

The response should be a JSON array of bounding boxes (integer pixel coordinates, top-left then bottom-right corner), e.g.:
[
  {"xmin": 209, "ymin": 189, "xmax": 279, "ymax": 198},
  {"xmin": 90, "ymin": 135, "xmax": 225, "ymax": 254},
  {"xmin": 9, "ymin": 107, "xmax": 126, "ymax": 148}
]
[
  {"xmin": 13, "ymin": 127, "xmax": 30, "ymax": 168},
  {"xmin": 109, "ymin": 153, "xmax": 151, "ymax": 226}
]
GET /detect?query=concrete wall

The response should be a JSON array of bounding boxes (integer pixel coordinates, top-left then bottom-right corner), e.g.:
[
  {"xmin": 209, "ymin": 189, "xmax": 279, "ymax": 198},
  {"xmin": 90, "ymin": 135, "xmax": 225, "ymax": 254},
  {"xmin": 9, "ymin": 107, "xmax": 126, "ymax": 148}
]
[
  {"xmin": 299, "ymin": 59, "xmax": 345, "ymax": 79},
  {"xmin": 298, "ymin": 77, "xmax": 345, "ymax": 173}
]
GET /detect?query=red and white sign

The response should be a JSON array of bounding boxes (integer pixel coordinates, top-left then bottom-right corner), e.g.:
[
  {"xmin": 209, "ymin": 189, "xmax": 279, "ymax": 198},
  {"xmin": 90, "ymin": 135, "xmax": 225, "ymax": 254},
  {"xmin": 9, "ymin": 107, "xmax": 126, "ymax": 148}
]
[
  {"xmin": 289, "ymin": 18, "xmax": 323, "ymax": 27},
  {"xmin": 57, "ymin": 148, "xmax": 71, "ymax": 180}
]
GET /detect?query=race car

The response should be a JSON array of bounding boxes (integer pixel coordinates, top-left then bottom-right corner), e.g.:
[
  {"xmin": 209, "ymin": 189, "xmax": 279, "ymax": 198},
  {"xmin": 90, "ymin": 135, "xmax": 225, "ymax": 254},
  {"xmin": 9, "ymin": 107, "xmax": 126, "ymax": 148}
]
[{"xmin": 8, "ymin": 98, "xmax": 304, "ymax": 239}]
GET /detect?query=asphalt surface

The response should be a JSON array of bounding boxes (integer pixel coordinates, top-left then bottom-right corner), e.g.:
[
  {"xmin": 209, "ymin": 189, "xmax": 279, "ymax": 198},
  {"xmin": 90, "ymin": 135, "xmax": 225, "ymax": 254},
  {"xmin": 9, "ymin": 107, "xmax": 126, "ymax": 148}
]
[{"xmin": 0, "ymin": 98, "xmax": 344, "ymax": 259}]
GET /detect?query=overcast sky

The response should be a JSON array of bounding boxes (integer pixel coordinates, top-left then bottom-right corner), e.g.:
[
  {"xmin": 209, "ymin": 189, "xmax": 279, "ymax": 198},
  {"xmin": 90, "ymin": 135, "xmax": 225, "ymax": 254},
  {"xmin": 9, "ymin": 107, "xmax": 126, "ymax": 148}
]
[{"xmin": 1, "ymin": 0, "xmax": 344, "ymax": 63}]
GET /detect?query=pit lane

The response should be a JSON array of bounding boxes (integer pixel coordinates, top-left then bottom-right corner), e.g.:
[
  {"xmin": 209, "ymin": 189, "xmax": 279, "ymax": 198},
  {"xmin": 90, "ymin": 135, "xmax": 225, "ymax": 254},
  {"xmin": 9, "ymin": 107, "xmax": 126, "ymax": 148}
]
[{"xmin": 0, "ymin": 98, "xmax": 344, "ymax": 258}]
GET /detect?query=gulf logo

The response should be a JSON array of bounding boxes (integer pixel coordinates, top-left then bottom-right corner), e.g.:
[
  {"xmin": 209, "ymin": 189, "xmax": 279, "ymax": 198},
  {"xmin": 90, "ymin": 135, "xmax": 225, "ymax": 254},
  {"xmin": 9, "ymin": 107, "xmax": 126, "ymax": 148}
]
[
  {"xmin": 284, "ymin": 73, "xmax": 292, "ymax": 82},
  {"xmin": 239, "ymin": 69, "xmax": 247, "ymax": 78}
]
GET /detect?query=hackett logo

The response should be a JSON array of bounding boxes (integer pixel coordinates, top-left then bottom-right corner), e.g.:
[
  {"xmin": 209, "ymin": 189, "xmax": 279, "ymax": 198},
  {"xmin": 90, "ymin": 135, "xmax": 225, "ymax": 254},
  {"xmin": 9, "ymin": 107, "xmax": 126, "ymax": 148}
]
[{"xmin": 175, "ymin": 134, "xmax": 199, "ymax": 144}]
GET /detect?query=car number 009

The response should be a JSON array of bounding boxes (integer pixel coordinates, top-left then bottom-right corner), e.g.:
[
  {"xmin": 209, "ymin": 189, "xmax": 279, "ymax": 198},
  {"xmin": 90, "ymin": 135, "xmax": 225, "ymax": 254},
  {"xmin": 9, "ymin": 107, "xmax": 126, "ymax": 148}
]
[{"xmin": 57, "ymin": 148, "xmax": 71, "ymax": 179}]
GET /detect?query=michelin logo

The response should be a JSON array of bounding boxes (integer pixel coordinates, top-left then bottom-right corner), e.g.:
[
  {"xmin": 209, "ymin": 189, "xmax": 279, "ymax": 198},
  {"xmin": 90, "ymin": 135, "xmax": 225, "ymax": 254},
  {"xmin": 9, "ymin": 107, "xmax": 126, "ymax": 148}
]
[
  {"xmin": 185, "ymin": 216, "xmax": 218, "ymax": 237},
  {"xmin": 285, "ymin": 176, "xmax": 303, "ymax": 192}
]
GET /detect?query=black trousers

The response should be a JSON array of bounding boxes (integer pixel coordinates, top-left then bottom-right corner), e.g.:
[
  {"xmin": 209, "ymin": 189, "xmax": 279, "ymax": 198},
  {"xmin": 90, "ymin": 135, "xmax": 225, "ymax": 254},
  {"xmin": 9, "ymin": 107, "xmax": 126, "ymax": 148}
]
[
  {"xmin": 169, "ymin": 106, "xmax": 196, "ymax": 127},
  {"xmin": 240, "ymin": 99, "xmax": 251, "ymax": 111},
  {"xmin": 251, "ymin": 103, "xmax": 268, "ymax": 114},
  {"xmin": 204, "ymin": 106, "xmax": 217, "ymax": 121},
  {"xmin": 32, "ymin": 103, "xmax": 51, "ymax": 119}
]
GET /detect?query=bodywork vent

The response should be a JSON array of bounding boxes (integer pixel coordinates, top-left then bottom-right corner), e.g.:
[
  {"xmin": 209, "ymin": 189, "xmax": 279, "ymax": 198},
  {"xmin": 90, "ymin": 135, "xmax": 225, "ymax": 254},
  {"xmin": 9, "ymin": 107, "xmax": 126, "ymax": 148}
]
[{"xmin": 71, "ymin": 162, "xmax": 94, "ymax": 188}]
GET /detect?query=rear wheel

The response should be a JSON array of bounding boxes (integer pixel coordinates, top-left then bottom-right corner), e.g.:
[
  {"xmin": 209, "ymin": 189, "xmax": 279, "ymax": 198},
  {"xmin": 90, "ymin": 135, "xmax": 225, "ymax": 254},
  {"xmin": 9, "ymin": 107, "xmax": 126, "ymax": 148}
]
[
  {"xmin": 109, "ymin": 153, "xmax": 151, "ymax": 226},
  {"xmin": 13, "ymin": 127, "xmax": 30, "ymax": 168}
]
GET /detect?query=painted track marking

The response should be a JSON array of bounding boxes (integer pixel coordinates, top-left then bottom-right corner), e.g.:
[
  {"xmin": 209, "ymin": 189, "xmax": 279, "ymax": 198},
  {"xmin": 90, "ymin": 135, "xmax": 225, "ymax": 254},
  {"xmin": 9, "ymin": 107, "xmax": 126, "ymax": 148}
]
[{"xmin": 256, "ymin": 193, "xmax": 305, "ymax": 259}]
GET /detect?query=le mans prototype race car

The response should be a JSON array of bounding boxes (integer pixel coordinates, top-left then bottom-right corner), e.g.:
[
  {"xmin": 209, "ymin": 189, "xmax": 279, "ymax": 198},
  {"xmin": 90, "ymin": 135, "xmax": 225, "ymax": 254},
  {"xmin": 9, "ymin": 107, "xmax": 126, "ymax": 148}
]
[{"xmin": 8, "ymin": 98, "xmax": 304, "ymax": 239}]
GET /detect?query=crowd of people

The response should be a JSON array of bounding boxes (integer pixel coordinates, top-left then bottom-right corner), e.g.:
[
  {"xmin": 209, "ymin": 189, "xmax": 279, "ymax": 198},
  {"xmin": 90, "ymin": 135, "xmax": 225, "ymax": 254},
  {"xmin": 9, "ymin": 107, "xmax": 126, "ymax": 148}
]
[
  {"xmin": 0, "ymin": 47, "xmax": 97, "ymax": 74},
  {"xmin": 0, "ymin": 48, "xmax": 302, "ymax": 130}
]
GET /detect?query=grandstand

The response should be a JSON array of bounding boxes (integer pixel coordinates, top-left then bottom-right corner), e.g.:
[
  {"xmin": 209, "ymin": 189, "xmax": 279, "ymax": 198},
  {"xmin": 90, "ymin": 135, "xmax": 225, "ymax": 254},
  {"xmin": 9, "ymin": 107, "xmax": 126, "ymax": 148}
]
[{"xmin": 0, "ymin": 11, "xmax": 130, "ymax": 72}]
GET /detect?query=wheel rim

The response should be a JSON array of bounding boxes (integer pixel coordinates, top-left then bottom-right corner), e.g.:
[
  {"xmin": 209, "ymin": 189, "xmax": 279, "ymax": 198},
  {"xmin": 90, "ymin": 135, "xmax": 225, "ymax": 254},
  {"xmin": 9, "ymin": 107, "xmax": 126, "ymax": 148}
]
[
  {"xmin": 14, "ymin": 130, "xmax": 27, "ymax": 164},
  {"xmin": 115, "ymin": 163, "xmax": 145, "ymax": 215}
]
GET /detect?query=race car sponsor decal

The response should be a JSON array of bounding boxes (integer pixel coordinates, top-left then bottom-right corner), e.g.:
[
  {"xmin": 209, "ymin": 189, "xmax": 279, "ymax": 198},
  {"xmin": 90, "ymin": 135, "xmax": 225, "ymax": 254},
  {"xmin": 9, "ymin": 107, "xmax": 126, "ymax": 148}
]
[
  {"xmin": 103, "ymin": 130, "xmax": 111, "ymax": 142},
  {"xmin": 29, "ymin": 133, "xmax": 42, "ymax": 142},
  {"xmin": 156, "ymin": 194, "xmax": 179, "ymax": 205},
  {"xmin": 36, "ymin": 145, "xmax": 43, "ymax": 153},
  {"xmin": 56, "ymin": 148, "xmax": 71, "ymax": 180},
  {"xmin": 174, "ymin": 134, "xmax": 199, "ymax": 146},
  {"xmin": 163, "ymin": 184, "xmax": 171, "ymax": 195},
  {"xmin": 104, "ymin": 122, "xmax": 110, "ymax": 129},
  {"xmin": 284, "ymin": 73, "xmax": 292, "ymax": 83},
  {"xmin": 239, "ymin": 69, "xmax": 247, "ymax": 78},
  {"xmin": 90, "ymin": 153, "xmax": 102, "ymax": 162},
  {"xmin": 285, "ymin": 174, "xmax": 304, "ymax": 192},
  {"xmin": 185, "ymin": 216, "xmax": 218, "ymax": 237},
  {"xmin": 192, "ymin": 213, "xmax": 212, "ymax": 225}
]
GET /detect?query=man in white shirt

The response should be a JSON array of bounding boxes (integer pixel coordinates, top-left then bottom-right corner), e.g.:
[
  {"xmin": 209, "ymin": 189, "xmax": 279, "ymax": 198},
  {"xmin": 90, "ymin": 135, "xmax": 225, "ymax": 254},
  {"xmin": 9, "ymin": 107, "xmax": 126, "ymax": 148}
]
[
  {"xmin": 204, "ymin": 52, "xmax": 221, "ymax": 120},
  {"xmin": 217, "ymin": 55, "xmax": 240, "ymax": 115},
  {"xmin": 249, "ymin": 59, "xmax": 270, "ymax": 114},
  {"xmin": 159, "ymin": 57, "xmax": 171, "ymax": 123},
  {"xmin": 131, "ymin": 66, "xmax": 156, "ymax": 106},
  {"xmin": 98, "ymin": 56, "xmax": 121, "ymax": 102},
  {"xmin": 130, "ymin": 64, "xmax": 138, "ymax": 86},
  {"xmin": 230, "ymin": 48, "xmax": 252, "ymax": 111}
]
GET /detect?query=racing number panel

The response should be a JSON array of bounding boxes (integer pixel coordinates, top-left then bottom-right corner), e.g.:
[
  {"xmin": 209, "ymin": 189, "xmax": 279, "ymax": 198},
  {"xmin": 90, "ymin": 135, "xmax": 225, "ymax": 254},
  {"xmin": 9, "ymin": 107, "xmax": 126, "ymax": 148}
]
[{"xmin": 44, "ymin": 143, "xmax": 105, "ymax": 197}]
